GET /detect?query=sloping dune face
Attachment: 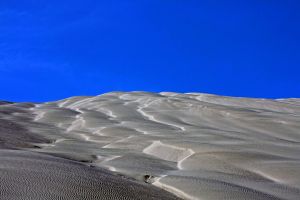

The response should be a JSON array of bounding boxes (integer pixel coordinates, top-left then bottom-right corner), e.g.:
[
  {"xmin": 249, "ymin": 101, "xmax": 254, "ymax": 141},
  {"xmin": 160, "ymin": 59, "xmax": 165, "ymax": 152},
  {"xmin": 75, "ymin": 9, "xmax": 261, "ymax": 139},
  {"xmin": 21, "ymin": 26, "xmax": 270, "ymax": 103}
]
[
  {"xmin": 0, "ymin": 100, "xmax": 180, "ymax": 200},
  {"xmin": 0, "ymin": 150, "xmax": 180, "ymax": 200},
  {"xmin": 1, "ymin": 93, "xmax": 300, "ymax": 200}
]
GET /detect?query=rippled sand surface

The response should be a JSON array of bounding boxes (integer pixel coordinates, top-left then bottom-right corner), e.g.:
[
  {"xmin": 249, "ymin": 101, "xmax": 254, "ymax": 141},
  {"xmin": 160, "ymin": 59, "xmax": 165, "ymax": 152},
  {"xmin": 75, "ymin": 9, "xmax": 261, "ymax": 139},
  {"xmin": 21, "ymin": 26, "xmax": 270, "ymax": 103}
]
[
  {"xmin": 1, "ymin": 92, "xmax": 300, "ymax": 199},
  {"xmin": 0, "ymin": 99, "xmax": 179, "ymax": 200}
]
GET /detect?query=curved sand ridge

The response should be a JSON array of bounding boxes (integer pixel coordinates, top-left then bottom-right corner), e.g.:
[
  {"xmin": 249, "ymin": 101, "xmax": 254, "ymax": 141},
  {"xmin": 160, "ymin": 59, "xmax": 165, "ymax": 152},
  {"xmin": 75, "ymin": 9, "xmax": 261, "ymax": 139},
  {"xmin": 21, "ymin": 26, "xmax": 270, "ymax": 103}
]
[
  {"xmin": 0, "ymin": 100, "xmax": 180, "ymax": 200},
  {"xmin": 2, "ymin": 92, "xmax": 300, "ymax": 199}
]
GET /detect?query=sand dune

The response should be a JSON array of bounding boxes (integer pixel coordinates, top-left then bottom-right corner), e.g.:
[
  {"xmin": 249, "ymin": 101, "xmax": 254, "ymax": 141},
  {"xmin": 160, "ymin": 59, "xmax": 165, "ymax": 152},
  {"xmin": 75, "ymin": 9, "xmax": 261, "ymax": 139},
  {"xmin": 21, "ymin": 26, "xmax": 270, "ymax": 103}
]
[
  {"xmin": 0, "ymin": 150, "xmax": 179, "ymax": 200},
  {"xmin": 1, "ymin": 92, "xmax": 300, "ymax": 199}
]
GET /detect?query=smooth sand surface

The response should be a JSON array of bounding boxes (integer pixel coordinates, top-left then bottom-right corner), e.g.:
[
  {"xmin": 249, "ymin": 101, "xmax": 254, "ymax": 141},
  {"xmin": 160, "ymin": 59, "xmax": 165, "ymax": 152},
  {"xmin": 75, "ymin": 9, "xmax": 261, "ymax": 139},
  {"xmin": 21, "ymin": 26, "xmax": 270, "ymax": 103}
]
[{"xmin": 1, "ymin": 92, "xmax": 300, "ymax": 199}]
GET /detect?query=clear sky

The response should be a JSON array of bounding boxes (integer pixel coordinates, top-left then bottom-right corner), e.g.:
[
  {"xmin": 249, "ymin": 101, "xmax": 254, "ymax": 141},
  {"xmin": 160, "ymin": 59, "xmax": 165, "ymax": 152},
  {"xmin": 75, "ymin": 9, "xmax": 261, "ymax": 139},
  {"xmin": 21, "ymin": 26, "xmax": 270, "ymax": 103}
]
[{"xmin": 0, "ymin": 0, "xmax": 299, "ymax": 102}]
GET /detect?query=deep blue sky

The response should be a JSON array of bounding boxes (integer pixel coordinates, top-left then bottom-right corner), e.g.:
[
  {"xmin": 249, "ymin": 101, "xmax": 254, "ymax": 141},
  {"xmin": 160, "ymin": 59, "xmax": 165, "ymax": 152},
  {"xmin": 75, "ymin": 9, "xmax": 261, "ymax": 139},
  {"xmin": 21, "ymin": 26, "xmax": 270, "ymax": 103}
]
[{"xmin": 0, "ymin": 0, "xmax": 299, "ymax": 102}]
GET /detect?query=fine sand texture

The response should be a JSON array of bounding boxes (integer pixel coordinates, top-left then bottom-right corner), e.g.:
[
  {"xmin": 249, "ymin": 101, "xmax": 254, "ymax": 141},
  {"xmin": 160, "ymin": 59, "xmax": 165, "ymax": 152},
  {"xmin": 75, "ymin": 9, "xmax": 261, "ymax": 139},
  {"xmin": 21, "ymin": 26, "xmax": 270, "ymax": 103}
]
[
  {"xmin": 1, "ymin": 92, "xmax": 300, "ymax": 199},
  {"xmin": 0, "ymin": 100, "xmax": 180, "ymax": 200}
]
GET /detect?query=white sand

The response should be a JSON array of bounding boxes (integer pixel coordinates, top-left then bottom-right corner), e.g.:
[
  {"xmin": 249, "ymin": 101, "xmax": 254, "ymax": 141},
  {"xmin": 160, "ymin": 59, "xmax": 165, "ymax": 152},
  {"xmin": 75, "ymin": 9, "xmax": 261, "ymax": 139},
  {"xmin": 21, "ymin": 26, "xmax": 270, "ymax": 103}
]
[{"xmin": 28, "ymin": 92, "xmax": 300, "ymax": 200}]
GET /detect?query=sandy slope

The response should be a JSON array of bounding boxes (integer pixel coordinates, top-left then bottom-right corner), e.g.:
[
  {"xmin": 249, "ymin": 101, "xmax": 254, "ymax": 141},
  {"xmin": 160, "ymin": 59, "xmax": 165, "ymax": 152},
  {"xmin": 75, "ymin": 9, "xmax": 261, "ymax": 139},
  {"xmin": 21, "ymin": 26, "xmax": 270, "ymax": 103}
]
[
  {"xmin": 0, "ymin": 150, "xmax": 180, "ymax": 200},
  {"xmin": 1, "ymin": 92, "xmax": 300, "ymax": 199},
  {"xmin": 0, "ymin": 100, "xmax": 179, "ymax": 200}
]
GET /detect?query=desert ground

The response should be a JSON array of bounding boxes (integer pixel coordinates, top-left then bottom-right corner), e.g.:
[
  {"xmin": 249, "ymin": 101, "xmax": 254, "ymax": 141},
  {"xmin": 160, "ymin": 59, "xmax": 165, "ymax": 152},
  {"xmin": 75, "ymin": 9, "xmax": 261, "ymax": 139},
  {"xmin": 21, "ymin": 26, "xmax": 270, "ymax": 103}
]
[{"xmin": 1, "ymin": 92, "xmax": 300, "ymax": 200}]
